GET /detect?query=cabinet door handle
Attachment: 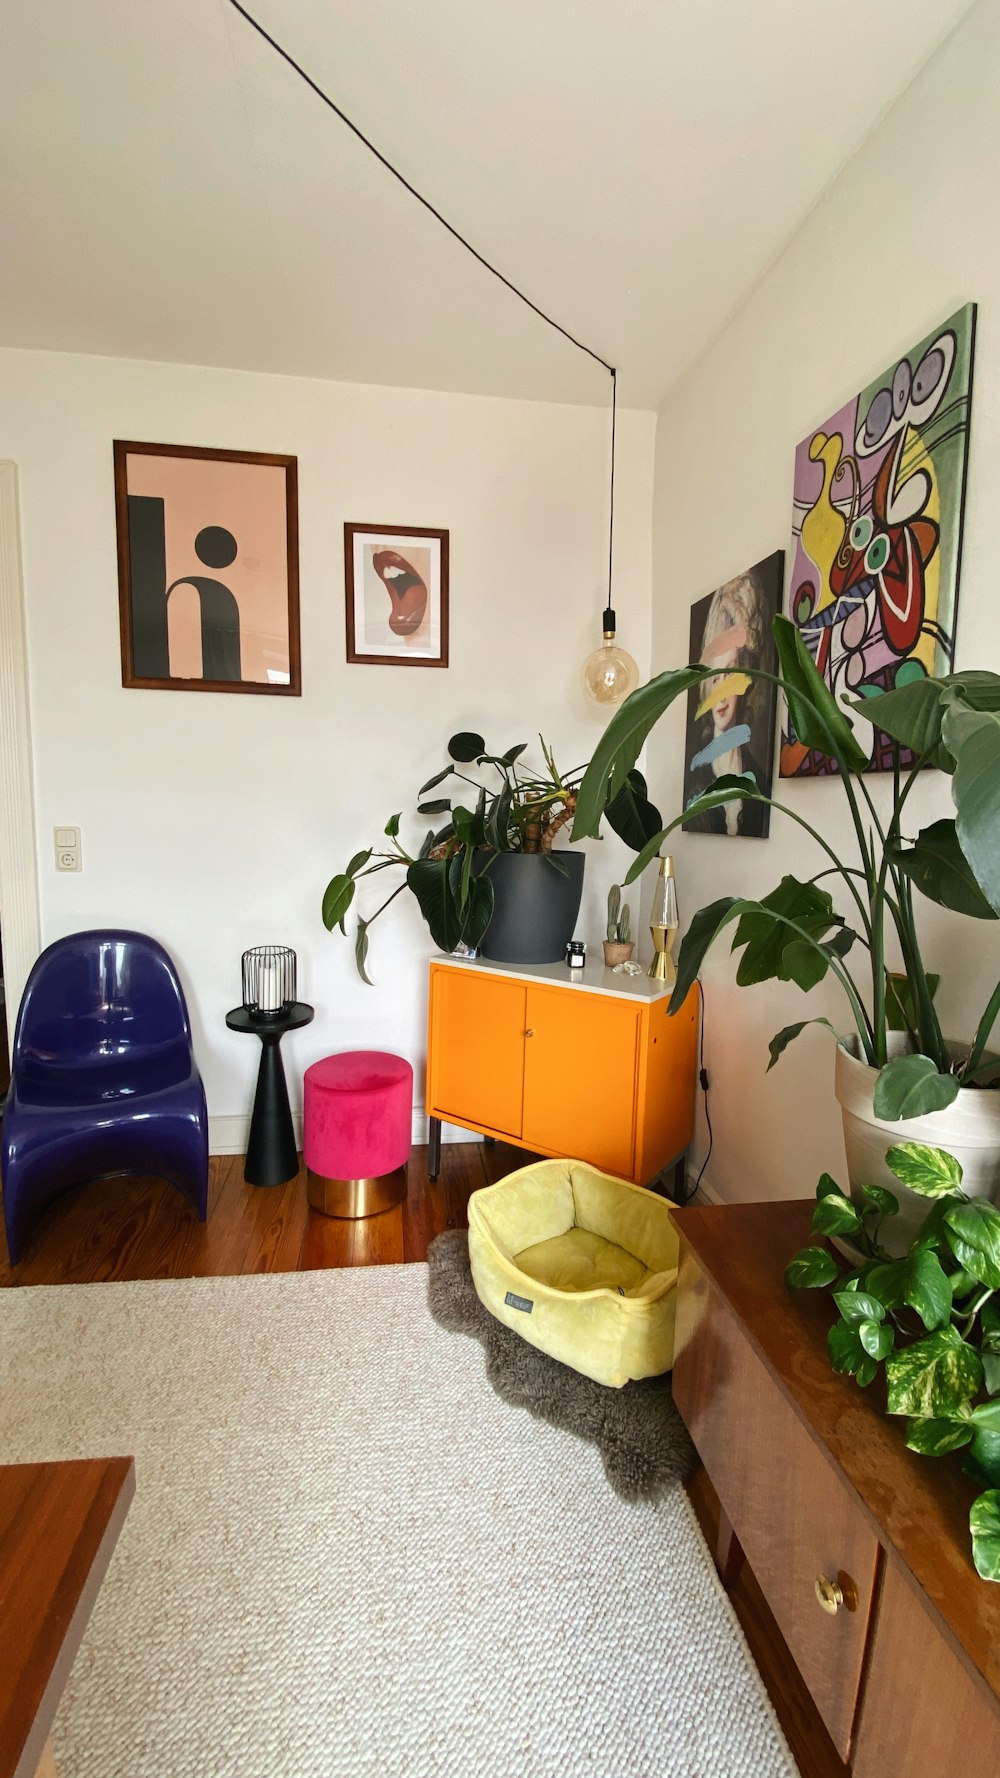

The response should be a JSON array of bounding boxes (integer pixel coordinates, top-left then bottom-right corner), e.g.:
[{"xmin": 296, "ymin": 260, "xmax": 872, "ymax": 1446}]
[
  {"xmin": 814, "ymin": 1574, "xmax": 845, "ymax": 1615},
  {"xmin": 524, "ymin": 1028, "xmax": 534, "ymax": 1038}
]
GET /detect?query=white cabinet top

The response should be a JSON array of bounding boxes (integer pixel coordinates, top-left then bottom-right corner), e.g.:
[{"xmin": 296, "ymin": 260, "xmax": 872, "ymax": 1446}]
[{"xmin": 431, "ymin": 952, "xmax": 673, "ymax": 1004}]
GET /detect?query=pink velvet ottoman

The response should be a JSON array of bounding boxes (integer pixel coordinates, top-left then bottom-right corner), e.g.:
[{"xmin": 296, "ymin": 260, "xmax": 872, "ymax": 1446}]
[{"xmin": 304, "ymin": 1051, "xmax": 413, "ymax": 1219}]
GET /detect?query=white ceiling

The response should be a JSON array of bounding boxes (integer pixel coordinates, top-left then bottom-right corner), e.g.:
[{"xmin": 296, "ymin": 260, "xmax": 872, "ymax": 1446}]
[{"xmin": 0, "ymin": 0, "xmax": 975, "ymax": 409}]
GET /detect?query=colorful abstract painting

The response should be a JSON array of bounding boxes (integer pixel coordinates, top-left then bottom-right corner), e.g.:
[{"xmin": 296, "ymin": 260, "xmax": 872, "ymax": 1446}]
[
  {"xmin": 782, "ymin": 303, "xmax": 976, "ymax": 776},
  {"xmin": 681, "ymin": 551, "xmax": 783, "ymax": 839}
]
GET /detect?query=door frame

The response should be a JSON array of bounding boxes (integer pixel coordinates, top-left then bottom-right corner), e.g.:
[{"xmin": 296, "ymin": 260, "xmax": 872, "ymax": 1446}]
[{"xmin": 0, "ymin": 461, "xmax": 41, "ymax": 1051}]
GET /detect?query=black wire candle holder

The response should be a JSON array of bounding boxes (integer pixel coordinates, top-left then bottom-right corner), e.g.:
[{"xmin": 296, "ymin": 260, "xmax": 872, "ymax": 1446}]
[{"xmin": 242, "ymin": 945, "xmax": 297, "ymax": 1017}]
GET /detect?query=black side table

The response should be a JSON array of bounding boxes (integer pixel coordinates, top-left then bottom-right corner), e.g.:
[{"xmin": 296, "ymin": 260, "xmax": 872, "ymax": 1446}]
[{"xmin": 226, "ymin": 1002, "xmax": 314, "ymax": 1187}]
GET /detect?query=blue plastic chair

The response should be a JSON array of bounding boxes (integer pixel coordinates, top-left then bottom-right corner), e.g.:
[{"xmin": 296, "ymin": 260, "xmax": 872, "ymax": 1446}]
[{"xmin": 2, "ymin": 930, "xmax": 209, "ymax": 1265}]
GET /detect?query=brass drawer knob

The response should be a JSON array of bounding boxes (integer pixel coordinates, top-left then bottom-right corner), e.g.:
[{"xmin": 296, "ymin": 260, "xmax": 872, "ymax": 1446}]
[
  {"xmin": 814, "ymin": 1574, "xmax": 845, "ymax": 1615},
  {"xmin": 524, "ymin": 1029, "xmax": 534, "ymax": 1037}
]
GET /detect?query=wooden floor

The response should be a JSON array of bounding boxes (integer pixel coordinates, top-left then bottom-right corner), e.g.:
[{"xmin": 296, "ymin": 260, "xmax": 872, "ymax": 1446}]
[
  {"xmin": 0, "ymin": 1140, "xmax": 535, "ymax": 1288},
  {"xmin": 1, "ymin": 1139, "xmax": 835, "ymax": 1778}
]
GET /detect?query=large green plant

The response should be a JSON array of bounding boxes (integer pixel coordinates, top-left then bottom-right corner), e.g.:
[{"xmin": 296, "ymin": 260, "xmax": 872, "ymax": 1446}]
[
  {"xmin": 572, "ymin": 614, "xmax": 1000, "ymax": 1116},
  {"xmin": 323, "ymin": 731, "xmax": 661, "ymax": 982},
  {"xmin": 785, "ymin": 1142, "xmax": 1000, "ymax": 1582}
]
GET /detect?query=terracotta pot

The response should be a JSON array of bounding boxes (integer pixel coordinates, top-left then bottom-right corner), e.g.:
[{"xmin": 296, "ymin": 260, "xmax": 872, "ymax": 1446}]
[
  {"xmin": 834, "ymin": 1034, "xmax": 1000, "ymax": 1254},
  {"xmin": 603, "ymin": 941, "xmax": 635, "ymax": 968}
]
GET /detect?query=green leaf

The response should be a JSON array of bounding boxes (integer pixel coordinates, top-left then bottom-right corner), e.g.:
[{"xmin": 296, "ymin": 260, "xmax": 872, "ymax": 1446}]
[
  {"xmin": 969, "ymin": 1490, "xmax": 1000, "ymax": 1582},
  {"xmin": 872, "ymin": 1055, "xmax": 960, "ymax": 1120},
  {"xmin": 911, "ymin": 1200, "xmax": 955, "ymax": 1253},
  {"xmin": 322, "ymin": 872, "xmax": 357, "ymax": 934},
  {"xmin": 354, "ymin": 917, "xmax": 374, "ymax": 986},
  {"xmin": 766, "ymin": 1018, "xmax": 838, "ymax": 1071},
  {"xmin": 418, "ymin": 798, "xmax": 452, "ymax": 815},
  {"xmin": 384, "ymin": 812, "xmax": 401, "ymax": 839},
  {"xmin": 864, "ymin": 1260, "xmax": 905, "ymax": 1310},
  {"xmin": 885, "ymin": 1142, "xmax": 965, "ymax": 1198},
  {"xmin": 816, "ymin": 1172, "xmax": 845, "ymax": 1200},
  {"xmin": 785, "ymin": 1247, "xmax": 841, "ymax": 1289},
  {"xmin": 885, "ymin": 970, "xmax": 940, "ymax": 1034},
  {"xmin": 900, "ymin": 1249, "xmax": 954, "ymax": 1331},
  {"xmin": 856, "ymin": 1358, "xmax": 878, "ymax": 1387},
  {"xmin": 812, "ymin": 1193, "xmax": 863, "ymax": 1238},
  {"xmin": 345, "ymin": 848, "xmax": 374, "ymax": 879},
  {"xmin": 943, "ymin": 702, "xmax": 1000, "ymax": 917},
  {"xmin": 733, "ymin": 876, "xmax": 836, "ymax": 987},
  {"xmin": 772, "ymin": 612, "xmax": 868, "ymax": 773},
  {"xmin": 828, "ymin": 1321, "xmax": 868, "ymax": 1376},
  {"xmin": 861, "ymin": 1184, "xmax": 900, "ymax": 1218},
  {"xmin": 905, "ymin": 1417, "xmax": 973, "ymax": 1456},
  {"xmin": 971, "ymin": 1401, "xmax": 1000, "ymax": 1432},
  {"xmin": 985, "ymin": 1355, "xmax": 1000, "ymax": 1397},
  {"xmin": 889, "ymin": 819, "xmax": 999, "ymax": 921},
  {"xmin": 944, "ymin": 1202, "xmax": 1000, "ymax": 1290},
  {"xmin": 500, "ymin": 743, "xmax": 528, "ymax": 766},
  {"xmin": 859, "ymin": 1319, "xmax": 894, "ymax": 1359},
  {"xmin": 851, "ymin": 675, "xmax": 951, "ymax": 763},
  {"xmin": 669, "ymin": 897, "xmax": 751, "ymax": 1013},
  {"xmin": 418, "ymin": 764, "xmax": 456, "ymax": 797},
  {"xmin": 968, "ymin": 1430, "xmax": 1000, "ymax": 1485},
  {"xmin": 603, "ymin": 768, "xmax": 664, "ymax": 853},
  {"xmin": 448, "ymin": 731, "xmax": 486, "ymax": 762},
  {"xmin": 485, "ymin": 781, "xmax": 513, "ymax": 852},
  {"xmin": 885, "ymin": 1325, "xmax": 983, "ymax": 1417},
  {"xmin": 833, "ymin": 1290, "xmax": 886, "ymax": 1325},
  {"xmin": 572, "ymin": 665, "xmax": 706, "ymax": 839}
]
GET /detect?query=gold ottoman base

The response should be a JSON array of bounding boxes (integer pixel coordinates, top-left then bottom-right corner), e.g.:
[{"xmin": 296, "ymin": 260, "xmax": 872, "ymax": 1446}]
[{"xmin": 307, "ymin": 1165, "xmax": 407, "ymax": 1220}]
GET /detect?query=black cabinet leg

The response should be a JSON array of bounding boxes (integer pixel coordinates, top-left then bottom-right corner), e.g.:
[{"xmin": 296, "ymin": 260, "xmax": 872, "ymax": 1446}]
[
  {"xmin": 428, "ymin": 1116, "xmax": 442, "ymax": 1181},
  {"xmin": 483, "ymin": 1135, "xmax": 496, "ymax": 1147}
]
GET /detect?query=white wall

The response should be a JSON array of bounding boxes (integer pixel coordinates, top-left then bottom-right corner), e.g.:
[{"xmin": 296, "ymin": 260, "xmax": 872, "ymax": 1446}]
[
  {"xmin": 649, "ymin": 0, "xmax": 1000, "ymax": 1204},
  {"xmin": 0, "ymin": 348, "xmax": 655, "ymax": 1145}
]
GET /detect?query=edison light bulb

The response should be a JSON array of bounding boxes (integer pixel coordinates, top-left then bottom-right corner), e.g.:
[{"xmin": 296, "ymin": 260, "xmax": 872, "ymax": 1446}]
[{"xmin": 582, "ymin": 605, "xmax": 640, "ymax": 706}]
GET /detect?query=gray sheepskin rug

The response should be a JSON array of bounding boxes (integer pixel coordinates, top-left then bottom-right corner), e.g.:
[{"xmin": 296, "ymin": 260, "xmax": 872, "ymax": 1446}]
[{"xmin": 427, "ymin": 1229, "xmax": 696, "ymax": 1503}]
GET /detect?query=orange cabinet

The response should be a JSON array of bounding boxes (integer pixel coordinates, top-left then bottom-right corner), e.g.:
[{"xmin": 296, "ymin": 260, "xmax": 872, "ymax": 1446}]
[{"xmin": 426, "ymin": 957, "xmax": 699, "ymax": 1184}]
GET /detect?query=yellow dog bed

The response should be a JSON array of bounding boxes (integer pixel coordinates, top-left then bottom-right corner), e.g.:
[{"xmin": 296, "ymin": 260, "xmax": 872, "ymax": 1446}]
[{"xmin": 467, "ymin": 1158, "xmax": 680, "ymax": 1388}]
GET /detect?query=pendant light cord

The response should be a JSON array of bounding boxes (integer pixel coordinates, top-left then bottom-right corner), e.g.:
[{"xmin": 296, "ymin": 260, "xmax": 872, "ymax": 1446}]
[{"xmin": 223, "ymin": 0, "xmax": 618, "ymax": 600}]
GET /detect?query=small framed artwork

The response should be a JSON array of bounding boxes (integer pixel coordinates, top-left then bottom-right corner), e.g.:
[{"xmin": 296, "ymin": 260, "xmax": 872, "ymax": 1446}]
[
  {"xmin": 344, "ymin": 523, "xmax": 449, "ymax": 668},
  {"xmin": 114, "ymin": 441, "xmax": 300, "ymax": 695},
  {"xmin": 681, "ymin": 549, "xmax": 784, "ymax": 839}
]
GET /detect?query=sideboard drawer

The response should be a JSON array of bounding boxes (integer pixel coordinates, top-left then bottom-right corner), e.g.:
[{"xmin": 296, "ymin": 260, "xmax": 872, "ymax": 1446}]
[
  {"xmin": 672, "ymin": 1246, "xmax": 880, "ymax": 1760},
  {"xmin": 853, "ymin": 1563, "xmax": 1000, "ymax": 1778}
]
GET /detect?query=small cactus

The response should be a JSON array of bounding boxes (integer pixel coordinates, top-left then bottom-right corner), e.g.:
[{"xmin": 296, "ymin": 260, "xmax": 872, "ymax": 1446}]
[{"xmin": 607, "ymin": 884, "xmax": 631, "ymax": 943}]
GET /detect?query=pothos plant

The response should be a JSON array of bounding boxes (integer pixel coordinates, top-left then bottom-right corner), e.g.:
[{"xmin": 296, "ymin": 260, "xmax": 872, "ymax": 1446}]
[
  {"xmin": 786, "ymin": 1140, "xmax": 1000, "ymax": 1581},
  {"xmin": 322, "ymin": 730, "xmax": 661, "ymax": 982}
]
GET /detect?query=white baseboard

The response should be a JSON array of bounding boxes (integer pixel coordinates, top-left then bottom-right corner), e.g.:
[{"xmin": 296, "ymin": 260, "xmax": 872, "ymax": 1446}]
[{"xmin": 209, "ymin": 1107, "xmax": 476, "ymax": 1156}]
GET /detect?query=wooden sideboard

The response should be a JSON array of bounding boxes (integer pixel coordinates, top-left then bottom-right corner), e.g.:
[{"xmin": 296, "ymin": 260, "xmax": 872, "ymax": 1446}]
[
  {"xmin": 670, "ymin": 1201, "xmax": 1000, "ymax": 1777},
  {"xmin": 1, "ymin": 1457, "xmax": 134, "ymax": 1778},
  {"xmin": 425, "ymin": 955, "xmax": 699, "ymax": 1185}
]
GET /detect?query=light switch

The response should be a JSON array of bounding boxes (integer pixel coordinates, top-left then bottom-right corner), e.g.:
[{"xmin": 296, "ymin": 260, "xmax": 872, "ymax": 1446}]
[{"xmin": 54, "ymin": 826, "xmax": 82, "ymax": 871}]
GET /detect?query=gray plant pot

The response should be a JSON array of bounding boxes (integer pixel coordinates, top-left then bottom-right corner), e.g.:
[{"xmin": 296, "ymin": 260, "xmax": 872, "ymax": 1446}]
[{"xmin": 478, "ymin": 851, "xmax": 586, "ymax": 965}]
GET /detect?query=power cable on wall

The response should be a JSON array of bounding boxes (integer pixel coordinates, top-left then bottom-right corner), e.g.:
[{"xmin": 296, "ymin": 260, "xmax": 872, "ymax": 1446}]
[{"xmin": 222, "ymin": 0, "xmax": 619, "ymax": 600}]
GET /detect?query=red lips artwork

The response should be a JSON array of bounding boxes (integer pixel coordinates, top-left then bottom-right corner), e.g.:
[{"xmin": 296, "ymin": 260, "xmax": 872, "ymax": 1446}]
[{"xmin": 371, "ymin": 548, "xmax": 428, "ymax": 637}]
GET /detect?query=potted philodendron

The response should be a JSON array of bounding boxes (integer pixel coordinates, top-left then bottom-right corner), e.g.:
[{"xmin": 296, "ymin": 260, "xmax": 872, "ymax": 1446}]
[
  {"xmin": 572, "ymin": 614, "xmax": 1000, "ymax": 1251},
  {"xmin": 323, "ymin": 732, "xmax": 661, "ymax": 978},
  {"xmin": 785, "ymin": 1140, "xmax": 1000, "ymax": 1582}
]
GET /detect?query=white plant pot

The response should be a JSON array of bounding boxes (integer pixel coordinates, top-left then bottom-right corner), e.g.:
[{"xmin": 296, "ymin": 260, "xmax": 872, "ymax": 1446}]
[{"xmin": 834, "ymin": 1035, "xmax": 1000, "ymax": 1255}]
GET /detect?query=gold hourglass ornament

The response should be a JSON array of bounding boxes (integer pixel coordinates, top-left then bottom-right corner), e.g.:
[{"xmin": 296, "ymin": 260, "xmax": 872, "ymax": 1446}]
[{"xmin": 648, "ymin": 855, "xmax": 679, "ymax": 985}]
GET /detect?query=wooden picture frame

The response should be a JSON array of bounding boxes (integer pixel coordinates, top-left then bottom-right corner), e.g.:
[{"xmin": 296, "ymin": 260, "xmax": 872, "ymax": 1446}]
[
  {"xmin": 344, "ymin": 523, "xmax": 449, "ymax": 668},
  {"xmin": 114, "ymin": 441, "xmax": 301, "ymax": 695}
]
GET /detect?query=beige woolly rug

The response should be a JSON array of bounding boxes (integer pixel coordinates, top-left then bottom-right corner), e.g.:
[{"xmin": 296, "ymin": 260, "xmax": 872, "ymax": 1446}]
[{"xmin": 2, "ymin": 1265, "xmax": 797, "ymax": 1778}]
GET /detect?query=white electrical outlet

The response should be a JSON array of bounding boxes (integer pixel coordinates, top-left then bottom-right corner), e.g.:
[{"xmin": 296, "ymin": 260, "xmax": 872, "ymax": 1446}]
[{"xmin": 54, "ymin": 826, "xmax": 82, "ymax": 871}]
